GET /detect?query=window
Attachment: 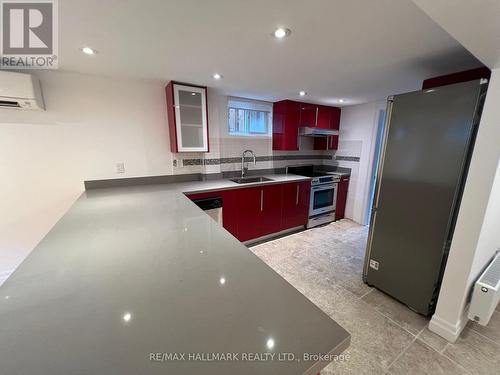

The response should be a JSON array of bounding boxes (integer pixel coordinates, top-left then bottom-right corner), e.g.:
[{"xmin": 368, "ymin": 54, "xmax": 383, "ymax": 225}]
[{"xmin": 228, "ymin": 97, "xmax": 272, "ymax": 136}]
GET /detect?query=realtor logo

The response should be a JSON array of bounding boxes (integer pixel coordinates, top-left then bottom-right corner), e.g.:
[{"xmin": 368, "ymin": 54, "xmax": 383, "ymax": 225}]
[{"xmin": 1, "ymin": 0, "xmax": 58, "ymax": 68}]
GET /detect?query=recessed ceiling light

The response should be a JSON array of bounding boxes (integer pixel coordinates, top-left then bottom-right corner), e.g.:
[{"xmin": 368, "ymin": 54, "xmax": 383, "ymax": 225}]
[
  {"xmin": 213, "ymin": 73, "xmax": 222, "ymax": 80},
  {"xmin": 338, "ymin": 99, "xmax": 345, "ymax": 103},
  {"xmin": 122, "ymin": 312, "xmax": 132, "ymax": 322},
  {"xmin": 273, "ymin": 27, "xmax": 291, "ymax": 39},
  {"xmin": 266, "ymin": 338, "xmax": 275, "ymax": 350},
  {"xmin": 299, "ymin": 91, "xmax": 306, "ymax": 96},
  {"xmin": 81, "ymin": 47, "xmax": 97, "ymax": 55},
  {"xmin": 191, "ymin": 92, "xmax": 196, "ymax": 96}
]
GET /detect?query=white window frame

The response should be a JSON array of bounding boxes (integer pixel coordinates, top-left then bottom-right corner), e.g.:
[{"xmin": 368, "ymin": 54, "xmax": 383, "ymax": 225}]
[{"xmin": 226, "ymin": 97, "xmax": 273, "ymax": 138}]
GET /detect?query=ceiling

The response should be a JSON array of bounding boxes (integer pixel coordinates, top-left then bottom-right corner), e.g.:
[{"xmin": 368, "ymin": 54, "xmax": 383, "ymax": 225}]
[
  {"xmin": 413, "ymin": 0, "xmax": 500, "ymax": 70},
  {"xmin": 59, "ymin": 0, "xmax": 482, "ymax": 106}
]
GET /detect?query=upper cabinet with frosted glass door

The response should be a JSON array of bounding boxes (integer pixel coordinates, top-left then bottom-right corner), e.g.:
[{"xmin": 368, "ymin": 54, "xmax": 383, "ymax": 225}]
[{"xmin": 166, "ymin": 81, "xmax": 209, "ymax": 152}]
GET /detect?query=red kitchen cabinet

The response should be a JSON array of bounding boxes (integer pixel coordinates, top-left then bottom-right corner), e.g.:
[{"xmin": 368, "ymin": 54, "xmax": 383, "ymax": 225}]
[
  {"xmin": 272, "ymin": 100, "xmax": 301, "ymax": 151},
  {"xmin": 273, "ymin": 100, "xmax": 340, "ymax": 150},
  {"xmin": 314, "ymin": 107, "xmax": 340, "ymax": 150},
  {"xmin": 301, "ymin": 104, "xmax": 341, "ymax": 129},
  {"xmin": 316, "ymin": 105, "xmax": 331, "ymax": 129},
  {"xmin": 260, "ymin": 184, "xmax": 283, "ymax": 236},
  {"xmin": 219, "ymin": 190, "xmax": 238, "ymax": 237},
  {"xmin": 314, "ymin": 135, "xmax": 339, "ymax": 150},
  {"xmin": 330, "ymin": 107, "xmax": 341, "ymax": 130},
  {"xmin": 187, "ymin": 180, "xmax": 311, "ymax": 242},
  {"xmin": 299, "ymin": 103, "xmax": 317, "ymax": 127},
  {"xmin": 237, "ymin": 185, "xmax": 283, "ymax": 240},
  {"xmin": 235, "ymin": 187, "xmax": 262, "ymax": 242},
  {"xmin": 335, "ymin": 176, "xmax": 350, "ymax": 221},
  {"xmin": 282, "ymin": 181, "xmax": 311, "ymax": 229}
]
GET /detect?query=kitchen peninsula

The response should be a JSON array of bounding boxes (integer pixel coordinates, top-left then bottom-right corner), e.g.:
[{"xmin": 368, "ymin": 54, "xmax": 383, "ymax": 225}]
[{"xmin": 0, "ymin": 175, "xmax": 350, "ymax": 375}]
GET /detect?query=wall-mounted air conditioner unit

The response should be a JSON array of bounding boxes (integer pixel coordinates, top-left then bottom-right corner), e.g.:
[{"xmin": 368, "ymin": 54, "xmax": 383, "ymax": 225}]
[
  {"xmin": 0, "ymin": 71, "xmax": 45, "ymax": 110},
  {"xmin": 468, "ymin": 251, "xmax": 500, "ymax": 326}
]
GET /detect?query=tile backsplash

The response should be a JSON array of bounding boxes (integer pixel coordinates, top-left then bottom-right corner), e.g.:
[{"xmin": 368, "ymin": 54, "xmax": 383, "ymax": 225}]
[{"xmin": 174, "ymin": 135, "xmax": 336, "ymax": 175}]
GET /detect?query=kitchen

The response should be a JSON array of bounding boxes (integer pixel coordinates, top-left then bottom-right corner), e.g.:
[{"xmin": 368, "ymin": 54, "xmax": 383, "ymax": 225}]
[{"xmin": 1, "ymin": 1, "xmax": 500, "ymax": 374}]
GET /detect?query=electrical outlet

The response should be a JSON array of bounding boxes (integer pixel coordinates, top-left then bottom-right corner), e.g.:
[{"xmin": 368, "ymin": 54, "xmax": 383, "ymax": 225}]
[
  {"xmin": 173, "ymin": 159, "xmax": 178, "ymax": 168},
  {"xmin": 116, "ymin": 162, "xmax": 125, "ymax": 174}
]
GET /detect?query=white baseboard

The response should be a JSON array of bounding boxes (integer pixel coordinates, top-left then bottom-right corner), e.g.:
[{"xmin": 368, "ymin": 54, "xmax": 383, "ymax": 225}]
[
  {"xmin": 0, "ymin": 269, "xmax": 14, "ymax": 286},
  {"xmin": 428, "ymin": 309, "xmax": 469, "ymax": 343}
]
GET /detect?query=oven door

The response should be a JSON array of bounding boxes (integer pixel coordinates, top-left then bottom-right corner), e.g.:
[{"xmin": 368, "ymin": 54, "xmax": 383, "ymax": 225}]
[{"xmin": 310, "ymin": 183, "xmax": 337, "ymax": 216}]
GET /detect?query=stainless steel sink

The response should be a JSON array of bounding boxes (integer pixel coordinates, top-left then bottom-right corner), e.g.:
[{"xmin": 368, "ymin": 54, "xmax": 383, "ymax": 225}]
[{"xmin": 229, "ymin": 177, "xmax": 274, "ymax": 184}]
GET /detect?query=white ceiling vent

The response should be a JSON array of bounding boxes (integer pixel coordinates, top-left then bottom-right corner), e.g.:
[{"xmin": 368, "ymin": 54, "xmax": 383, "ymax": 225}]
[{"xmin": 0, "ymin": 71, "xmax": 45, "ymax": 110}]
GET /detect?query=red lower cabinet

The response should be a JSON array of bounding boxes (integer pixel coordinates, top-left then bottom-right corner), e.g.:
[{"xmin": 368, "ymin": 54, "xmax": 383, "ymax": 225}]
[
  {"xmin": 335, "ymin": 176, "xmax": 350, "ymax": 221},
  {"xmin": 282, "ymin": 181, "xmax": 311, "ymax": 229},
  {"xmin": 219, "ymin": 190, "xmax": 238, "ymax": 237},
  {"xmin": 260, "ymin": 184, "xmax": 283, "ymax": 236},
  {"xmin": 187, "ymin": 181, "xmax": 311, "ymax": 242},
  {"xmin": 235, "ymin": 187, "xmax": 262, "ymax": 242}
]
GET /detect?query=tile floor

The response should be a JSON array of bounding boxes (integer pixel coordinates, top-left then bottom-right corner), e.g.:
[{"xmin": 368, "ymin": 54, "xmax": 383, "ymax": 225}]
[{"xmin": 250, "ymin": 219, "xmax": 500, "ymax": 374}]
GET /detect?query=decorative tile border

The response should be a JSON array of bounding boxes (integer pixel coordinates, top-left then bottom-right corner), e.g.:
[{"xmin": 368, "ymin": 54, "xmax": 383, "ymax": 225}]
[
  {"xmin": 335, "ymin": 156, "xmax": 360, "ymax": 162},
  {"xmin": 182, "ymin": 159, "xmax": 203, "ymax": 166},
  {"xmin": 180, "ymin": 154, "xmax": 333, "ymax": 166}
]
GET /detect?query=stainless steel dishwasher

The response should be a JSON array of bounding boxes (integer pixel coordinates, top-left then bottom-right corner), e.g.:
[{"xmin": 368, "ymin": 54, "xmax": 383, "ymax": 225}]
[{"xmin": 191, "ymin": 196, "xmax": 223, "ymax": 225}]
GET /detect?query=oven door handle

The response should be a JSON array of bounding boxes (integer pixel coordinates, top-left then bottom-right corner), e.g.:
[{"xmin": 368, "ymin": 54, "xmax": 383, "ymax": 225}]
[{"xmin": 311, "ymin": 184, "xmax": 335, "ymax": 191}]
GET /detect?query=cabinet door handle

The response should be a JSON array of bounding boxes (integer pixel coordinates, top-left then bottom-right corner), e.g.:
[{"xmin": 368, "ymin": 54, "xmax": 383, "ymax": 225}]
[
  {"xmin": 296, "ymin": 185, "xmax": 300, "ymax": 205},
  {"xmin": 260, "ymin": 189, "xmax": 264, "ymax": 211}
]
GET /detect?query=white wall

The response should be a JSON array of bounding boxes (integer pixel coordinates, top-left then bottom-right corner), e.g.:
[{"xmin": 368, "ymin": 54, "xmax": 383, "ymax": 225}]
[
  {"xmin": 470, "ymin": 158, "xmax": 500, "ymax": 281},
  {"xmin": 329, "ymin": 100, "xmax": 386, "ymax": 225},
  {"xmin": 0, "ymin": 70, "xmax": 173, "ymax": 276},
  {"xmin": 429, "ymin": 68, "xmax": 500, "ymax": 342}
]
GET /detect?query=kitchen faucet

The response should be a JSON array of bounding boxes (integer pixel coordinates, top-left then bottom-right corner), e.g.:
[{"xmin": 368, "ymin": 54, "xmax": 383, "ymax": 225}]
[{"xmin": 241, "ymin": 150, "xmax": 257, "ymax": 178}]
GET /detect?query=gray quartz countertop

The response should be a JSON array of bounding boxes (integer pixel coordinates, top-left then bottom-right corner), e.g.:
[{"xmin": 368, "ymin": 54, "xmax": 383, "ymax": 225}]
[
  {"xmin": 171, "ymin": 173, "xmax": 312, "ymax": 195},
  {"xmin": 0, "ymin": 174, "xmax": 350, "ymax": 375}
]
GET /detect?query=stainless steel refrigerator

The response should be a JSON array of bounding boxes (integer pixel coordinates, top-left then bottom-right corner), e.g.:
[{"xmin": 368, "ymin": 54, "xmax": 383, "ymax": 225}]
[{"xmin": 363, "ymin": 79, "xmax": 489, "ymax": 316}]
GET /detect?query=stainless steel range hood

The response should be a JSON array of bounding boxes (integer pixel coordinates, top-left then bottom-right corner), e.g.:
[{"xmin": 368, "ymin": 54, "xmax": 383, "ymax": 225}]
[{"xmin": 298, "ymin": 127, "xmax": 339, "ymax": 137}]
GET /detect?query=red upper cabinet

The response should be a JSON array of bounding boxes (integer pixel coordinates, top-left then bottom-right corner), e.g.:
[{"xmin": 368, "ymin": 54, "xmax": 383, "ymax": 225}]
[
  {"xmin": 299, "ymin": 103, "xmax": 317, "ymax": 127},
  {"xmin": 166, "ymin": 81, "xmax": 209, "ymax": 153},
  {"xmin": 300, "ymin": 104, "xmax": 340, "ymax": 129},
  {"xmin": 273, "ymin": 100, "xmax": 300, "ymax": 151},
  {"xmin": 314, "ymin": 107, "xmax": 341, "ymax": 150},
  {"xmin": 314, "ymin": 135, "xmax": 339, "ymax": 151},
  {"xmin": 282, "ymin": 181, "xmax": 311, "ymax": 229},
  {"xmin": 316, "ymin": 106, "xmax": 331, "ymax": 129},
  {"xmin": 330, "ymin": 107, "xmax": 341, "ymax": 130}
]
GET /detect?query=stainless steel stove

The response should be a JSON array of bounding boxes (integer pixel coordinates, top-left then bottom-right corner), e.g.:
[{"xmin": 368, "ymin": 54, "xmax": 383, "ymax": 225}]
[{"xmin": 286, "ymin": 166, "xmax": 340, "ymax": 228}]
